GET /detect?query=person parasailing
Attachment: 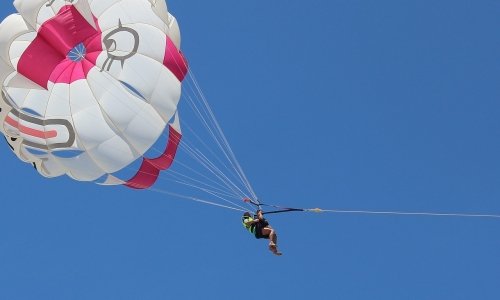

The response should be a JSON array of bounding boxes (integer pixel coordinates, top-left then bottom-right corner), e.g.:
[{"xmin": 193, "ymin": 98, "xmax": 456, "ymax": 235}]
[{"xmin": 242, "ymin": 209, "xmax": 282, "ymax": 256}]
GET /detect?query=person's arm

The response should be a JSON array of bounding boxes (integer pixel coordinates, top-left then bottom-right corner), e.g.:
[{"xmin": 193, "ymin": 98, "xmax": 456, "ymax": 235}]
[
  {"xmin": 257, "ymin": 210, "xmax": 264, "ymax": 220},
  {"xmin": 249, "ymin": 219, "xmax": 260, "ymax": 225},
  {"xmin": 243, "ymin": 218, "xmax": 259, "ymax": 227}
]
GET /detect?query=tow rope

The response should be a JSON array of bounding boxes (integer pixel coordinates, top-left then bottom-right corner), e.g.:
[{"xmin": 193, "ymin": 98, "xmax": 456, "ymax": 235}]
[{"xmin": 242, "ymin": 198, "xmax": 500, "ymax": 219}]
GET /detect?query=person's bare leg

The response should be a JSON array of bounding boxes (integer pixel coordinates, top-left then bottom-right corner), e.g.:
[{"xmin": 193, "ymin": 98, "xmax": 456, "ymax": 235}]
[
  {"xmin": 269, "ymin": 229, "xmax": 276, "ymax": 246},
  {"xmin": 262, "ymin": 227, "xmax": 282, "ymax": 255},
  {"xmin": 269, "ymin": 232, "xmax": 281, "ymax": 255},
  {"xmin": 261, "ymin": 228, "xmax": 273, "ymax": 246}
]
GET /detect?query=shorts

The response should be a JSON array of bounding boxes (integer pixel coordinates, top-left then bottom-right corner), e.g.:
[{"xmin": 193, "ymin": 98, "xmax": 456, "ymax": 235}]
[{"xmin": 254, "ymin": 220, "xmax": 270, "ymax": 239}]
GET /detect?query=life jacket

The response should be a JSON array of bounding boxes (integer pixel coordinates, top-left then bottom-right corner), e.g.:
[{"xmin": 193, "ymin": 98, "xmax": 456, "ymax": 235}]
[{"xmin": 242, "ymin": 214, "xmax": 256, "ymax": 234}]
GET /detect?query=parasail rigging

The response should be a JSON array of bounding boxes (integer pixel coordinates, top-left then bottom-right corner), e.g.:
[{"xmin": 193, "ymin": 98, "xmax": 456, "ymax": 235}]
[
  {"xmin": 0, "ymin": 0, "xmax": 259, "ymax": 213},
  {"xmin": 0, "ymin": 0, "xmax": 498, "ymax": 220}
]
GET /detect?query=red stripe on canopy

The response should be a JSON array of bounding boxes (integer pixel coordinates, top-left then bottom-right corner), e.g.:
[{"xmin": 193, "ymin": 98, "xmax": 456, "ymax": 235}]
[
  {"xmin": 163, "ymin": 37, "xmax": 188, "ymax": 81},
  {"xmin": 124, "ymin": 125, "xmax": 181, "ymax": 189}
]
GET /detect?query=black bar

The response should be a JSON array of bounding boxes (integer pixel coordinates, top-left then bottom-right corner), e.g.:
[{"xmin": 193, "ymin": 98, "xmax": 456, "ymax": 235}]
[{"xmin": 262, "ymin": 208, "xmax": 304, "ymax": 215}]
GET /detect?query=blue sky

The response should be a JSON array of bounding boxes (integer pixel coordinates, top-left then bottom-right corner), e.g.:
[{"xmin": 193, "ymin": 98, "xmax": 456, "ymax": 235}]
[{"xmin": 1, "ymin": 1, "xmax": 500, "ymax": 299}]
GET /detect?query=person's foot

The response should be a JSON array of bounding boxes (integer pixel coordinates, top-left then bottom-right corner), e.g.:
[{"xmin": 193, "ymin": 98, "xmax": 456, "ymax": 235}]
[{"xmin": 269, "ymin": 244, "xmax": 282, "ymax": 256}]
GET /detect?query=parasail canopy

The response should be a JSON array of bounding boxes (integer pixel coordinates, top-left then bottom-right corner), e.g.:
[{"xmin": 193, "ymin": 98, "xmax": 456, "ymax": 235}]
[{"xmin": 0, "ymin": 0, "xmax": 188, "ymax": 189}]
